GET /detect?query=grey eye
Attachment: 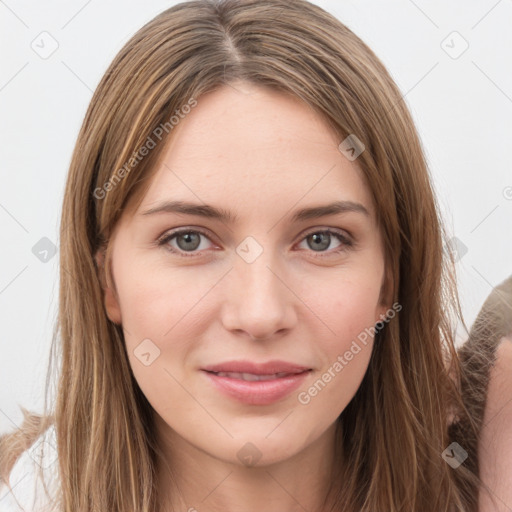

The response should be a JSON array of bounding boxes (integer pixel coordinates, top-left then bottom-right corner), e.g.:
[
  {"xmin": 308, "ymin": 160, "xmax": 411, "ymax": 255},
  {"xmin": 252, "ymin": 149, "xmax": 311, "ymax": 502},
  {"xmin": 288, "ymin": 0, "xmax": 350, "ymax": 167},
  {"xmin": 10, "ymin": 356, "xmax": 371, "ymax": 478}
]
[
  {"xmin": 175, "ymin": 232, "xmax": 202, "ymax": 251},
  {"xmin": 305, "ymin": 232, "xmax": 335, "ymax": 251}
]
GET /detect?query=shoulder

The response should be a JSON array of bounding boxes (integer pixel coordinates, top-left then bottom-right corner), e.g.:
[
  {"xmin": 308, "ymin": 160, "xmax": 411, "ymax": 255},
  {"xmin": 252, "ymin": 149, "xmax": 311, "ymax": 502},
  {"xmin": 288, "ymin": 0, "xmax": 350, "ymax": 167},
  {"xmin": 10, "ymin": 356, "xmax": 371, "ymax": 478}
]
[
  {"xmin": 0, "ymin": 425, "xmax": 59, "ymax": 512},
  {"xmin": 478, "ymin": 336, "xmax": 512, "ymax": 511}
]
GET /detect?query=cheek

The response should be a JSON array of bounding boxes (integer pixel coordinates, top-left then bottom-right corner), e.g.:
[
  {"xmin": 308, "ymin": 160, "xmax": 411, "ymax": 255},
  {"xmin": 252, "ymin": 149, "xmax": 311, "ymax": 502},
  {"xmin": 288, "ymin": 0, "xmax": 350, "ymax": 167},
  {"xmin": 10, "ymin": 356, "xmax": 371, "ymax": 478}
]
[
  {"xmin": 300, "ymin": 277, "xmax": 380, "ymax": 401},
  {"xmin": 299, "ymin": 343, "xmax": 373, "ymax": 423},
  {"xmin": 295, "ymin": 306, "xmax": 376, "ymax": 435},
  {"xmin": 115, "ymin": 260, "xmax": 210, "ymax": 337},
  {"xmin": 116, "ymin": 267, "xmax": 206, "ymax": 413},
  {"xmin": 116, "ymin": 262, "xmax": 223, "ymax": 386},
  {"xmin": 307, "ymin": 275, "xmax": 382, "ymax": 343}
]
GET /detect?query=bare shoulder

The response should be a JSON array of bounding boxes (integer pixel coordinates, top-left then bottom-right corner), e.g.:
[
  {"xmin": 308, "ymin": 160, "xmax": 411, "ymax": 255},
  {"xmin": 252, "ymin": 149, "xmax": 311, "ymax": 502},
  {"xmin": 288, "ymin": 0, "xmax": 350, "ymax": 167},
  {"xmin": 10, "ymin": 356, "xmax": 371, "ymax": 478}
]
[{"xmin": 478, "ymin": 335, "xmax": 512, "ymax": 511}]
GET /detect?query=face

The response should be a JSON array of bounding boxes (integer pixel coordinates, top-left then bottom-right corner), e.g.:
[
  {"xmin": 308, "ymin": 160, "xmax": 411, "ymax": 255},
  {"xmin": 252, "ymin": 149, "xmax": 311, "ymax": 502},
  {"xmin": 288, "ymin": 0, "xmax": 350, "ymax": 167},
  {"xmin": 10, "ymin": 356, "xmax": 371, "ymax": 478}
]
[{"xmin": 99, "ymin": 82, "xmax": 389, "ymax": 468}]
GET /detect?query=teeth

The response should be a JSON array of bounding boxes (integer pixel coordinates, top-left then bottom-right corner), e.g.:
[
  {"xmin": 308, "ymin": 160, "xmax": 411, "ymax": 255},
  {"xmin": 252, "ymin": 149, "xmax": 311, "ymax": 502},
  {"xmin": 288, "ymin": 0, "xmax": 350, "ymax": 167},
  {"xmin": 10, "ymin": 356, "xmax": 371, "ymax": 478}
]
[{"xmin": 214, "ymin": 371, "xmax": 291, "ymax": 381}]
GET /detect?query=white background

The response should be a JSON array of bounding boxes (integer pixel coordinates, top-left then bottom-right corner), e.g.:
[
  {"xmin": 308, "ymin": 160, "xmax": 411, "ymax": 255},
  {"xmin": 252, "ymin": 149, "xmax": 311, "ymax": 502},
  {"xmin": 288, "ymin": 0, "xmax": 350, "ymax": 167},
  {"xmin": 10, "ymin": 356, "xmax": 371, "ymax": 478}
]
[{"xmin": 1, "ymin": 0, "xmax": 511, "ymax": 434}]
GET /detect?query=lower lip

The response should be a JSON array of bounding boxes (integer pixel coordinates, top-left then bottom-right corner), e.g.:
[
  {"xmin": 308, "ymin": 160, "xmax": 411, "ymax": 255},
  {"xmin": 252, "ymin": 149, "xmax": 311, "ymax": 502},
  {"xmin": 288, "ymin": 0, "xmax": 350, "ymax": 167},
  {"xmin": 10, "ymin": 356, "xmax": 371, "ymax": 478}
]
[{"xmin": 202, "ymin": 370, "xmax": 311, "ymax": 405}]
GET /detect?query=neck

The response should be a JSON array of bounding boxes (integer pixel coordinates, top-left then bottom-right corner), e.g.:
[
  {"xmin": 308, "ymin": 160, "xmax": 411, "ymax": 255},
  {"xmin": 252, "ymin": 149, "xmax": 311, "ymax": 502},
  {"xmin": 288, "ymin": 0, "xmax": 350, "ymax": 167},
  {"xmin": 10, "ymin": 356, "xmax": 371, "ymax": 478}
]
[{"xmin": 155, "ymin": 417, "xmax": 340, "ymax": 512}]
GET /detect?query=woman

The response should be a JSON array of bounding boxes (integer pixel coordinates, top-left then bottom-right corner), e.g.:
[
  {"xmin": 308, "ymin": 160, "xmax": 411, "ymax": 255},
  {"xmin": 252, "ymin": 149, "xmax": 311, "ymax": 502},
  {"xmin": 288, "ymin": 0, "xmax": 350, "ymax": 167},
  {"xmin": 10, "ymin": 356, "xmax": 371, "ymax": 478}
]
[{"xmin": 0, "ymin": 0, "xmax": 501, "ymax": 510}]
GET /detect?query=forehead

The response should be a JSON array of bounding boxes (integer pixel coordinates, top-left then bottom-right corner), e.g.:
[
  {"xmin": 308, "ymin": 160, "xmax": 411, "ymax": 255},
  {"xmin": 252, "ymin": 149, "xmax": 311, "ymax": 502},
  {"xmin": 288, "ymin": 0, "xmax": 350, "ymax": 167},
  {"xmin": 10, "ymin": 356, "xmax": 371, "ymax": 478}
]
[{"xmin": 135, "ymin": 83, "xmax": 376, "ymax": 222}]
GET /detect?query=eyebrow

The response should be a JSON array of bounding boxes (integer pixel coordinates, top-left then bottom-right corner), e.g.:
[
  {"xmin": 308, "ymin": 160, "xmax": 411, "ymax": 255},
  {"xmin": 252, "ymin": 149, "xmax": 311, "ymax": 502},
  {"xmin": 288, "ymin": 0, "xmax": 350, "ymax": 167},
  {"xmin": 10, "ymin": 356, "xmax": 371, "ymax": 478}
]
[{"xmin": 140, "ymin": 200, "xmax": 370, "ymax": 223}]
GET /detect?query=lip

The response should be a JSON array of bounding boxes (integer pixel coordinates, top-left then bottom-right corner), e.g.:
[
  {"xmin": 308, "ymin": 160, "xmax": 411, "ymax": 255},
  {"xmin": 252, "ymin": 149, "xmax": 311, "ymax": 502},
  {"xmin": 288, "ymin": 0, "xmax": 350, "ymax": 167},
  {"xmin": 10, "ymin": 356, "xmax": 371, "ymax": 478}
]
[{"xmin": 201, "ymin": 360, "xmax": 312, "ymax": 405}]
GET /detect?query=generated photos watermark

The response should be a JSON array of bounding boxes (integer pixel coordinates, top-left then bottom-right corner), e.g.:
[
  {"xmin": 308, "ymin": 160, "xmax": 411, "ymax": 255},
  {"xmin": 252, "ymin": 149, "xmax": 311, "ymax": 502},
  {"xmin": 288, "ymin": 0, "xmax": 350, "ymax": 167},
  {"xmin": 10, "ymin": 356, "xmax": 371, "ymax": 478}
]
[
  {"xmin": 297, "ymin": 301, "xmax": 402, "ymax": 405},
  {"xmin": 93, "ymin": 98, "xmax": 198, "ymax": 200}
]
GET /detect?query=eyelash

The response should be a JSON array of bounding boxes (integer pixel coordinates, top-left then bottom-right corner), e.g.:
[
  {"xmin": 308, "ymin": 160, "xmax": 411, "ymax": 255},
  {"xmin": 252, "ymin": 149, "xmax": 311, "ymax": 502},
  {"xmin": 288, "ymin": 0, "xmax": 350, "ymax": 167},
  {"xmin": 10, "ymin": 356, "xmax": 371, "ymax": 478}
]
[{"xmin": 156, "ymin": 227, "xmax": 354, "ymax": 258}]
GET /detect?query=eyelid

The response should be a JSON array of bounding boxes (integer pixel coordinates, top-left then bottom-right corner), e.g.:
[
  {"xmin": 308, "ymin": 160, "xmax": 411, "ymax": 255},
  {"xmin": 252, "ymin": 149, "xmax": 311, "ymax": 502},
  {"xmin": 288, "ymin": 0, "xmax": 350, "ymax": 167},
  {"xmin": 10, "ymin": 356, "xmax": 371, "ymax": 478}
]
[{"xmin": 300, "ymin": 226, "xmax": 353, "ymax": 242}]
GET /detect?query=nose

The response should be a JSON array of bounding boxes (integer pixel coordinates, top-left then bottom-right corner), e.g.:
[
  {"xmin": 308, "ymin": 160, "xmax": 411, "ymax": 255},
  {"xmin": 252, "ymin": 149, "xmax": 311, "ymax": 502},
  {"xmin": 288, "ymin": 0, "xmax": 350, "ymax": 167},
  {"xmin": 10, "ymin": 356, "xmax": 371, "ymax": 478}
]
[{"xmin": 220, "ymin": 252, "xmax": 297, "ymax": 341}]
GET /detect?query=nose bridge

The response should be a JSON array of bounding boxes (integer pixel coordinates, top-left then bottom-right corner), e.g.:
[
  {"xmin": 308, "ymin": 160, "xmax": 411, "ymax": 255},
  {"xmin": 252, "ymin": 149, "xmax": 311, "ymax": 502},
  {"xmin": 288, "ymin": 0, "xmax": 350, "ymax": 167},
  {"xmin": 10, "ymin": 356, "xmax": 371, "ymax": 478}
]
[
  {"xmin": 234, "ymin": 241, "xmax": 285, "ymax": 307},
  {"xmin": 221, "ymin": 236, "xmax": 296, "ymax": 338}
]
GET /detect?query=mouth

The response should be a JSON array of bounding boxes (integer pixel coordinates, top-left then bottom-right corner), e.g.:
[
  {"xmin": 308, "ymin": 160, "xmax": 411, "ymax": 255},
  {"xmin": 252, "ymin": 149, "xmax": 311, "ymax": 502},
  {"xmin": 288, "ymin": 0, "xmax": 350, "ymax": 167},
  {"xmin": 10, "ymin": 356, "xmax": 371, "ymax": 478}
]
[
  {"xmin": 201, "ymin": 359, "xmax": 312, "ymax": 375},
  {"xmin": 201, "ymin": 363, "xmax": 312, "ymax": 405},
  {"xmin": 206, "ymin": 371, "xmax": 306, "ymax": 381}
]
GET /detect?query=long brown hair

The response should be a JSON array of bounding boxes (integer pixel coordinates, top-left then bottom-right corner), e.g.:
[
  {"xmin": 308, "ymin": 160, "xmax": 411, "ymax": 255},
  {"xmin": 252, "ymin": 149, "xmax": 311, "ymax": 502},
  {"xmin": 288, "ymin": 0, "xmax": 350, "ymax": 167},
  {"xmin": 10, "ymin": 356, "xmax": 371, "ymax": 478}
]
[{"xmin": 0, "ymin": 0, "xmax": 487, "ymax": 509}]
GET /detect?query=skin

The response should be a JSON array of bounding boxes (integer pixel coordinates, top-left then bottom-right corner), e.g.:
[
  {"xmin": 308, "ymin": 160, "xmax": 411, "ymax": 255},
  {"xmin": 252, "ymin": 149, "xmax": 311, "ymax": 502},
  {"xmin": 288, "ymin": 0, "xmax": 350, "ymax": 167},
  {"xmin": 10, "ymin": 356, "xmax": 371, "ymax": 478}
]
[
  {"xmin": 478, "ymin": 335, "xmax": 512, "ymax": 512},
  {"xmin": 98, "ymin": 81, "xmax": 390, "ymax": 512}
]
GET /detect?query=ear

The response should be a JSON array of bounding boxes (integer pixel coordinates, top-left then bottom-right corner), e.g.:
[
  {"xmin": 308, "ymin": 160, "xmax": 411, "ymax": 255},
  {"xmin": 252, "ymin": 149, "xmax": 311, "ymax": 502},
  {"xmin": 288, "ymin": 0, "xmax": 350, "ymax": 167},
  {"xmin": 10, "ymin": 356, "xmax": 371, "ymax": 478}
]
[
  {"xmin": 95, "ymin": 249, "xmax": 122, "ymax": 325},
  {"xmin": 375, "ymin": 265, "xmax": 394, "ymax": 324},
  {"xmin": 375, "ymin": 303, "xmax": 390, "ymax": 326}
]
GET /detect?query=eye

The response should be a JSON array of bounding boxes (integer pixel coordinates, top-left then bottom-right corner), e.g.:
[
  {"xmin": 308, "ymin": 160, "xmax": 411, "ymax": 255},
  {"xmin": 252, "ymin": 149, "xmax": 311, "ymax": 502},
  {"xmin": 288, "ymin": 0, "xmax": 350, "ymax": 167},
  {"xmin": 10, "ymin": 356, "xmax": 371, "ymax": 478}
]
[
  {"xmin": 157, "ymin": 227, "xmax": 353, "ymax": 258},
  {"xmin": 157, "ymin": 228, "xmax": 215, "ymax": 257},
  {"xmin": 296, "ymin": 229, "xmax": 353, "ymax": 256}
]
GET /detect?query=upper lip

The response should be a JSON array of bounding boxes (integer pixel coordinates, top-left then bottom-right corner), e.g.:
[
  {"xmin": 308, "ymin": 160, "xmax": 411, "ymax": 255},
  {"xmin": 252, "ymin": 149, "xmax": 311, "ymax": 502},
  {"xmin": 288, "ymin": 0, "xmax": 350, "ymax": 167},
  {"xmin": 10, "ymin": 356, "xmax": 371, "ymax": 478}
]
[{"xmin": 201, "ymin": 360, "xmax": 312, "ymax": 375}]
